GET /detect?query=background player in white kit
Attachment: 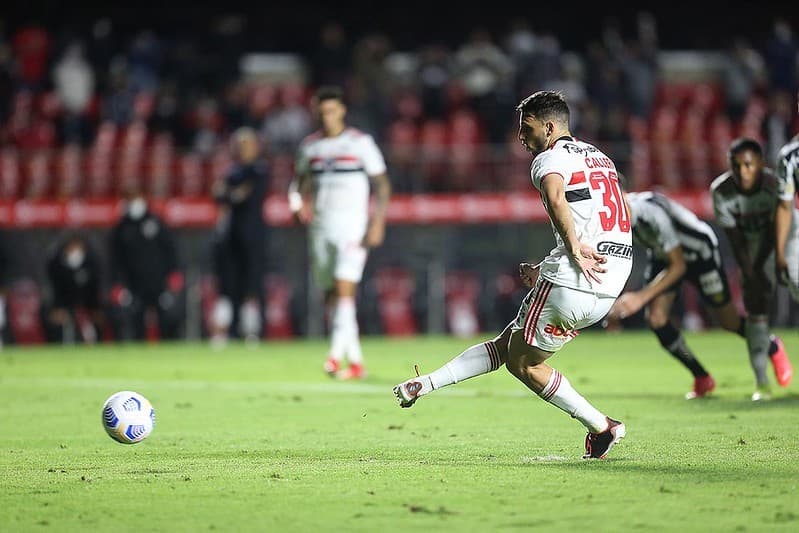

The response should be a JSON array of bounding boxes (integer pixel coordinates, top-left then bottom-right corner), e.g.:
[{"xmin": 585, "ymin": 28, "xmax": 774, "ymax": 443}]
[
  {"xmin": 394, "ymin": 91, "xmax": 633, "ymax": 459},
  {"xmin": 290, "ymin": 86, "xmax": 392, "ymax": 380}
]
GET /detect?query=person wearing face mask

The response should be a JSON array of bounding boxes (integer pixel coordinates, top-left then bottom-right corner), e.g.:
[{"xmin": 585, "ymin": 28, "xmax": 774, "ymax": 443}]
[
  {"xmin": 43, "ymin": 234, "xmax": 104, "ymax": 344},
  {"xmin": 108, "ymin": 187, "xmax": 185, "ymax": 341}
]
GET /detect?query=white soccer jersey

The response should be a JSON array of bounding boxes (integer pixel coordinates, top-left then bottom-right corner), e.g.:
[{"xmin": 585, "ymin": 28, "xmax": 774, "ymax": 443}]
[
  {"xmin": 627, "ymin": 191, "xmax": 720, "ymax": 264},
  {"xmin": 295, "ymin": 127, "xmax": 387, "ymax": 236},
  {"xmin": 530, "ymin": 137, "xmax": 633, "ymax": 297},
  {"xmin": 777, "ymin": 135, "xmax": 799, "ymax": 202}
]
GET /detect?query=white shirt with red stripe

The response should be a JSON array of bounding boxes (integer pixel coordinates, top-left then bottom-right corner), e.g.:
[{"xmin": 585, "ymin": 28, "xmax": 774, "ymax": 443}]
[
  {"xmin": 530, "ymin": 137, "xmax": 633, "ymax": 297},
  {"xmin": 296, "ymin": 127, "xmax": 387, "ymax": 237}
]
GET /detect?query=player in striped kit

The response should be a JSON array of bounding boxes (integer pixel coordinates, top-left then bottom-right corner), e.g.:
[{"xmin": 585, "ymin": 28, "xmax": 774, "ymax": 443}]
[
  {"xmin": 290, "ymin": 86, "xmax": 392, "ymax": 380},
  {"xmin": 610, "ymin": 187, "xmax": 791, "ymax": 401},
  {"xmin": 394, "ymin": 91, "xmax": 632, "ymax": 459},
  {"xmin": 775, "ymin": 124, "xmax": 799, "ymax": 301}
]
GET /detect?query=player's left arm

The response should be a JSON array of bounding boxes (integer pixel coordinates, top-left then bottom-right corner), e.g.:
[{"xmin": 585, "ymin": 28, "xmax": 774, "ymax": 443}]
[
  {"xmin": 775, "ymin": 200, "xmax": 793, "ymax": 282},
  {"xmin": 364, "ymin": 172, "xmax": 392, "ymax": 247},
  {"xmin": 541, "ymin": 173, "xmax": 607, "ymax": 284},
  {"xmin": 363, "ymin": 136, "xmax": 392, "ymax": 248}
]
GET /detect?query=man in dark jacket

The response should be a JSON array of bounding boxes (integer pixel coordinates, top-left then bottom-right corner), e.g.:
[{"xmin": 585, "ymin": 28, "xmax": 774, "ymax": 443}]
[
  {"xmin": 209, "ymin": 127, "xmax": 268, "ymax": 345},
  {"xmin": 43, "ymin": 233, "xmax": 104, "ymax": 343},
  {"xmin": 109, "ymin": 187, "xmax": 185, "ymax": 341}
]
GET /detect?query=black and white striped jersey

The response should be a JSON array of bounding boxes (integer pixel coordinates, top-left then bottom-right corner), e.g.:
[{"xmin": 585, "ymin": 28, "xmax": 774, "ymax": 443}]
[
  {"xmin": 626, "ymin": 191, "xmax": 720, "ymax": 264},
  {"xmin": 777, "ymin": 135, "xmax": 799, "ymax": 202}
]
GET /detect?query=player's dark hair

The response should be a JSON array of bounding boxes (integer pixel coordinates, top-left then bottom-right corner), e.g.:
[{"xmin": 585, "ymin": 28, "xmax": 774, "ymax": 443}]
[
  {"xmin": 516, "ymin": 91, "xmax": 570, "ymax": 125},
  {"xmin": 314, "ymin": 85, "xmax": 345, "ymax": 104},
  {"xmin": 728, "ymin": 137, "xmax": 763, "ymax": 160}
]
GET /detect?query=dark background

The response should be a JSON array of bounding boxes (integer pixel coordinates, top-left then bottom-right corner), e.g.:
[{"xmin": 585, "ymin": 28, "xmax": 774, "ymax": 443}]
[{"xmin": 4, "ymin": 2, "xmax": 798, "ymax": 53}]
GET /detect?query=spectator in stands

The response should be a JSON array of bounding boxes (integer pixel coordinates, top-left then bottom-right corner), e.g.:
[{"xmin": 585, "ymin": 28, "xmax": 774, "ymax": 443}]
[
  {"xmin": 209, "ymin": 127, "xmax": 269, "ymax": 345},
  {"xmin": 417, "ymin": 44, "xmax": 451, "ymax": 120},
  {"xmin": 453, "ymin": 29, "xmax": 515, "ymax": 142},
  {"xmin": 42, "ymin": 233, "xmax": 104, "ymax": 344},
  {"xmin": 764, "ymin": 18, "xmax": 798, "ymax": 94},
  {"xmin": 108, "ymin": 186, "xmax": 185, "ymax": 341},
  {"xmin": 721, "ymin": 38, "xmax": 767, "ymax": 122},
  {"xmin": 311, "ymin": 22, "xmax": 350, "ymax": 88},
  {"xmin": 261, "ymin": 83, "xmax": 312, "ymax": 153},
  {"xmin": 127, "ymin": 30, "xmax": 162, "ymax": 93},
  {"xmin": 12, "ymin": 22, "xmax": 51, "ymax": 89},
  {"xmin": 103, "ymin": 60, "xmax": 136, "ymax": 126},
  {"xmin": 52, "ymin": 40, "xmax": 94, "ymax": 144},
  {"xmin": 764, "ymin": 90, "xmax": 796, "ymax": 164}
]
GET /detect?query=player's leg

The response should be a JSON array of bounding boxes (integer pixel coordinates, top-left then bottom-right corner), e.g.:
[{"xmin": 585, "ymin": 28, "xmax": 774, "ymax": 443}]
[
  {"xmin": 330, "ymin": 240, "xmax": 369, "ymax": 380},
  {"xmin": 210, "ymin": 235, "xmax": 235, "ymax": 346},
  {"xmin": 393, "ymin": 322, "xmax": 512, "ymax": 407},
  {"xmin": 505, "ymin": 284, "xmax": 625, "ymax": 459},
  {"xmin": 238, "ymin": 237, "xmax": 264, "ymax": 343},
  {"xmin": 645, "ymin": 290, "xmax": 715, "ymax": 399},
  {"xmin": 310, "ymin": 232, "xmax": 340, "ymax": 374},
  {"xmin": 703, "ymin": 258, "xmax": 792, "ymax": 395}
]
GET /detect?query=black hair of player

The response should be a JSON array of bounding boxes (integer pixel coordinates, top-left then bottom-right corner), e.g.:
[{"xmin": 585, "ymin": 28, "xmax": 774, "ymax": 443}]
[
  {"xmin": 315, "ymin": 85, "xmax": 345, "ymax": 105},
  {"xmin": 516, "ymin": 91, "xmax": 570, "ymax": 125},
  {"xmin": 728, "ymin": 137, "xmax": 763, "ymax": 161}
]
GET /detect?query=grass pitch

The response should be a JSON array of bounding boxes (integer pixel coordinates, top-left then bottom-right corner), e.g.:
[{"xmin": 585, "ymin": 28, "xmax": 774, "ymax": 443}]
[{"xmin": 1, "ymin": 331, "xmax": 798, "ymax": 532}]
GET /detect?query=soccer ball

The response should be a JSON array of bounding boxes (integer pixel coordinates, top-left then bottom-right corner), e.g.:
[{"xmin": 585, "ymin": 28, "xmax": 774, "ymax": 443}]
[{"xmin": 101, "ymin": 391, "xmax": 156, "ymax": 444}]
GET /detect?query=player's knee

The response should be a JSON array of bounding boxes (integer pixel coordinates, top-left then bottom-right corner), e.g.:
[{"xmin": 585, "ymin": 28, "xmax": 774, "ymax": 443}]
[{"xmin": 646, "ymin": 309, "xmax": 669, "ymax": 330}]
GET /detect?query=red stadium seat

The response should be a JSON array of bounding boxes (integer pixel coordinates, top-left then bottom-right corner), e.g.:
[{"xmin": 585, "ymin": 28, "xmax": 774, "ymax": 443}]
[
  {"xmin": 373, "ymin": 267, "xmax": 417, "ymax": 336},
  {"xmin": 85, "ymin": 149, "xmax": 114, "ymax": 198},
  {"xmin": 445, "ymin": 271, "xmax": 480, "ymax": 337},
  {"xmin": 23, "ymin": 149, "xmax": 53, "ymax": 199},
  {"xmin": 55, "ymin": 144, "xmax": 83, "ymax": 198},
  {"xmin": 6, "ymin": 279, "xmax": 46, "ymax": 344},
  {"xmin": 0, "ymin": 148, "xmax": 21, "ymax": 199},
  {"xmin": 176, "ymin": 153, "xmax": 205, "ymax": 198}
]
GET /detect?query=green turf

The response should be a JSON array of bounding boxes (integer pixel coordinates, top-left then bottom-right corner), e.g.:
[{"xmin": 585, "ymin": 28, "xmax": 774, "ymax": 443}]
[{"xmin": 1, "ymin": 331, "xmax": 798, "ymax": 532}]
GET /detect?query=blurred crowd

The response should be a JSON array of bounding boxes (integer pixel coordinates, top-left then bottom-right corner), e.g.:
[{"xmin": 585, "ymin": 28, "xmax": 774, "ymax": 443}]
[{"xmin": 0, "ymin": 13, "xmax": 797, "ymax": 197}]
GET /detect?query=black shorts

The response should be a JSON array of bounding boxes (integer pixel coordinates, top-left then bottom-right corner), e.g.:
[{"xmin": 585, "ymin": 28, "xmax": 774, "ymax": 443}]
[{"xmin": 645, "ymin": 254, "xmax": 731, "ymax": 308}]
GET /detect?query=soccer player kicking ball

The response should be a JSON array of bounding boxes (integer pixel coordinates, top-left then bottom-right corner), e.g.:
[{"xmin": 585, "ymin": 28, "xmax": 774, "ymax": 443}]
[{"xmin": 394, "ymin": 91, "xmax": 633, "ymax": 459}]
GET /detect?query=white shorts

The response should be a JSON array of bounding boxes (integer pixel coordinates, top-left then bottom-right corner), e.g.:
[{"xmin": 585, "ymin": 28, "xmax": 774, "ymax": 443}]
[
  {"xmin": 310, "ymin": 230, "xmax": 368, "ymax": 289},
  {"xmin": 511, "ymin": 279, "xmax": 616, "ymax": 352}
]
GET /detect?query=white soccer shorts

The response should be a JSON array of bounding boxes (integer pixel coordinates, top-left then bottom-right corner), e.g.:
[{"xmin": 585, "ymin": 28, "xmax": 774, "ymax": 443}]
[
  {"xmin": 511, "ymin": 278, "xmax": 616, "ymax": 352},
  {"xmin": 310, "ymin": 230, "xmax": 368, "ymax": 289}
]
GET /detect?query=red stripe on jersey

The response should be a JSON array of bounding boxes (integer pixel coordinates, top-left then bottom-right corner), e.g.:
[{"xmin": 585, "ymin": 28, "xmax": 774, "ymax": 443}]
[{"xmin": 568, "ymin": 171, "xmax": 586, "ymax": 185}]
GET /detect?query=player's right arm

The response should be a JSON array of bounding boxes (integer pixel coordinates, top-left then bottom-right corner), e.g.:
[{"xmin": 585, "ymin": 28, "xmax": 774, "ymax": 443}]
[
  {"xmin": 289, "ymin": 139, "xmax": 315, "ymax": 225},
  {"xmin": 540, "ymin": 173, "xmax": 607, "ymax": 284},
  {"xmin": 775, "ymin": 200, "xmax": 792, "ymax": 282},
  {"xmin": 611, "ymin": 244, "xmax": 685, "ymax": 319},
  {"xmin": 775, "ymin": 151, "xmax": 798, "ymax": 283}
]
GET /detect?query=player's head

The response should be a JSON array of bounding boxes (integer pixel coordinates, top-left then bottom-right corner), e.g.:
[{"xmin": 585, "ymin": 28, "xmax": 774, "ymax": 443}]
[
  {"xmin": 231, "ymin": 127, "xmax": 260, "ymax": 163},
  {"xmin": 516, "ymin": 91, "xmax": 570, "ymax": 156},
  {"xmin": 313, "ymin": 86, "xmax": 347, "ymax": 136},
  {"xmin": 728, "ymin": 137, "xmax": 764, "ymax": 192}
]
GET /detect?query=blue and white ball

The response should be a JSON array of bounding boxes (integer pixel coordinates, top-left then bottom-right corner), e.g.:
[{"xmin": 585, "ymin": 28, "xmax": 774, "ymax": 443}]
[{"xmin": 102, "ymin": 391, "xmax": 155, "ymax": 444}]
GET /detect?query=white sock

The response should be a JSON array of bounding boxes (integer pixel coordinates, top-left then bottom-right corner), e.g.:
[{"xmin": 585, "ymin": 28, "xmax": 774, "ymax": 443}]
[
  {"xmin": 539, "ymin": 369, "xmax": 608, "ymax": 433},
  {"xmin": 330, "ymin": 297, "xmax": 355, "ymax": 362},
  {"xmin": 239, "ymin": 300, "xmax": 261, "ymax": 340},
  {"xmin": 745, "ymin": 315, "xmax": 770, "ymax": 387},
  {"xmin": 345, "ymin": 299, "xmax": 364, "ymax": 365},
  {"xmin": 428, "ymin": 341, "xmax": 503, "ymax": 390}
]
